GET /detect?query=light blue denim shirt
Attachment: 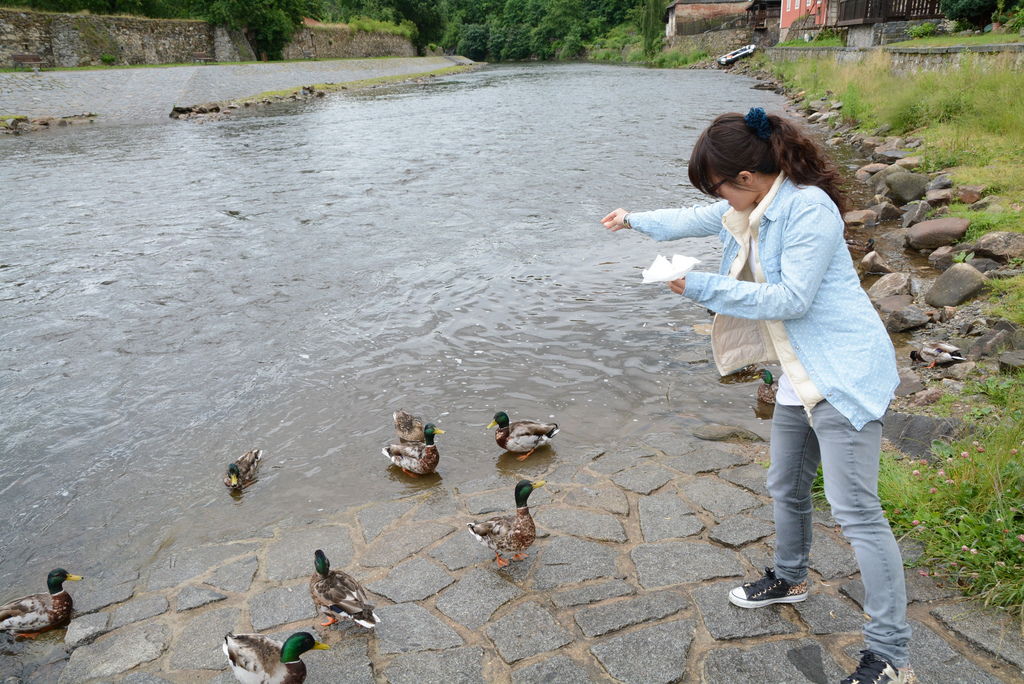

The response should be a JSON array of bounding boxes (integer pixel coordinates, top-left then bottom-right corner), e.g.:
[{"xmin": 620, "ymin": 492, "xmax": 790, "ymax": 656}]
[{"xmin": 628, "ymin": 178, "xmax": 898, "ymax": 430}]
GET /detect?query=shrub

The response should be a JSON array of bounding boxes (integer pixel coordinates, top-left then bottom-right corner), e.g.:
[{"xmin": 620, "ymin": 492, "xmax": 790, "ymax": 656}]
[
  {"xmin": 100, "ymin": 53, "xmax": 116, "ymax": 65},
  {"xmin": 940, "ymin": 0, "xmax": 999, "ymax": 27},
  {"xmin": 456, "ymin": 23, "xmax": 488, "ymax": 61},
  {"xmin": 907, "ymin": 21, "xmax": 939, "ymax": 38}
]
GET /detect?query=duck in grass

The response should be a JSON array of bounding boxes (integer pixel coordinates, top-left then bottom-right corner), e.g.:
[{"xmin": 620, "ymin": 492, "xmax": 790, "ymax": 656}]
[
  {"xmin": 223, "ymin": 631, "xmax": 329, "ymax": 684},
  {"xmin": 487, "ymin": 411, "xmax": 559, "ymax": 461},
  {"xmin": 467, "ymin": 479, "xmax": 545, "ymax": 567},
  {"xmin": 308, "ymin": 549, "xmax": 379, "ymax": 629},
  {"xmin": 224, "ymin": 449, "xmax": 263, "ymax": 490},
  {"xmin": 392, "ymin": 409, "xmax": 425, "ymax": 443},
  {"xmin": 757, "ymin": 369, "xmax": 778, "ymax": 405},
  {"xmin": 382, "ymin": 424, "xmax": 444, "ymax": 476},
  {"xmin": 910, "ymin": 342, "xmax": 966, "ymax": 368},
  {"xmin": 0, "ymin": 568, "xmax": 83, "ymax": 638}
]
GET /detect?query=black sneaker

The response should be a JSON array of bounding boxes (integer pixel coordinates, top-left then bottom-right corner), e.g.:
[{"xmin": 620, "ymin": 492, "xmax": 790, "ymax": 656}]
[
  {"xmin": 727, "ymin": 567, "xmax": 808, "ymax": 608},
  {"xmin": 841, "ymin": 650, "xmax": 917, "ymax": 684}
]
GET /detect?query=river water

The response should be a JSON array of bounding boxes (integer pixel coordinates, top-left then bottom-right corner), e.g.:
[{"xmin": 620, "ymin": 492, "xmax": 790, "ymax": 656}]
[{"xmin": 0, "ymin": 63, "xmax": 786, "ymax": 593}]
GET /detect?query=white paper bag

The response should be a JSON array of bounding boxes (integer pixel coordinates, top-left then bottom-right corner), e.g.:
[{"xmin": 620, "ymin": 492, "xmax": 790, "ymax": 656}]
[{"xmin": 641, "ymin": 254, "xmax": 701, "ymax": 283}]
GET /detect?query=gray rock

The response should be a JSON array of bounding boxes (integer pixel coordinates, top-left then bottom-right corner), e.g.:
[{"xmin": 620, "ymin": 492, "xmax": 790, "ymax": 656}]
[
  {"xmin": 704, "ymin": 638, "xmax": 844, "ymax": 683},
  {"xmin": 885, "ymin": 304, "xmax": 932, "ymax": 333},
  {"xmin": 641, "ymin": 432, "xmax": 697, "ymax": 458},
  {"xmin": 357, "ymin": 499, "xmax": 415, "ymax": 542},
  {"xmin": 927, "ymin": 174, "xmax": 953, "ymax": 191},
  {"xmin": 168, "ymin": 606, "xmax": 239, "ymax": 671},
  {"xmin": 631, "ymin": 542, "xmax": 743, "ymax": 588},
  {"xmin": 535, "ymin": 508, "xmax": 626, "ymax": 543},
  {"xmin": 660, "ymin": 444, "xmax": 748, "ymax": 474},
  {"xmin": 205, "ymin": 556, "xmax": 258, "ymax": 594},
  {"xmin": 874, "ymin": 294, "xmax": 915, "ymax": 315},
  {"xmin": 365, "ymin": 557, "xmax": 454, "ymax": 603},
  {"xmin": 906, "ymin": 217, "xmax": 970, "ymax": 249},
  {"xmin": 867, "ymin": 272, "xmax": 912, "ymax": 300},
  {"xmin": 412, "ymin": 490, "xmax": 459, "ymax": 521},
  {"xmin": 485, "ymin": 602, "xmax": 573, "ymax": 664},
  {"xmin": 928, "ymin": 245, "xmax": 957, "ymax": 270},
  {"xmin": 969, "ymin": 231, "xmax": 1024, "ymax": 262},
  {"xmin": 429, "ymin": 530, "xmax": 494, "ymax": 571},
  {"xmin": 638, "ymin": 492, "xmax": 703, "ymax": 542},
  {"xmin": 925, "ymin": 263, "xmax": 988, "ymax": 307},
  {"xmin": 999, "ymin": 350, "xmax": 1024, "ymax": 373},
  {"xmin": 590, "ymin": 446, "xmax": 654, "ymax": 474},
  {"xmin": 360, "ymin": 521, "xmax": 453, "ymax": 567},
  {"xmin": 563, "ymin": 486, "xmax": 629, "ymax": 515},
  {"xmin": 146, "ymin": 542, "xmax": 259, "ymax": 590},
  {"xmin": 383, "ymin": 646, "xmax": 484, "ymax": 684},
  {"xmin": 870, "ymin": 201, "xmax": 903, "ymax": 221},
  {"xmin": 512, "ymin": 655, "xmax": 591, "ymax": 684},
  {"xmin": 931, "ymin": 603, "xmax": 1024, "ymax": 672},
  {"xmin": 692, "ymin": 581, "xmax": 799, "ymax": 639},
  {"xmin": 249, "ymin": 584, "xmax": 316, "ymax": 631},
  {"xmin": 64, "ymin": 613, "xmax": 110, "ymax": 648},
  {"xmin": 610, "ymin": 464, "xmax": 673, "ymax": 494},
  {"xmin": 122, "ymin": 674, "xmax": 175, "ymax": 683},
  {"xmin": 885, "ymin": 171, "xmax": 930, "ymax": 204},
  {"xmin": 435, "ymin": 568, "xmax": 522, "ymax": 628},
  {"xmin": 589, "ymin": 619, "xmax": 695, "ymax": 684},
  {"xmin": 304, "ymin": 635, "xmax": 374, "ymax": 684},
  {"xmin": 574, "ymin": 590, "xmax": 688, "ymax": 637},
  {"xmin": 679, "ymin": 478, "xmax": 760, "ymax": 518},
  {"xmin": 970, "ymin": 195, "xmax": 1006, "ymax": 212},
  {"xmin": 465, "ymin": 488, "xmax": 552, "ymax": 515},
  {"xmin": 72, "ymin": 580, "xmax": 136, "ymax": 615},
  {"xmin": 708, "ymin": 516, "xmax": 775, "ymax": 547},
  {"xmin": 901, "ymin": 200, "xmax": 931, "ymax": 229},
  {"xmin": 266, "ymin": 525, "xmax": 355, "ymax": 581},
  {"xmin": 58, "ymin": 623, "xmax": 169, "ymax": 683},
  {"xmin": 375, "ymin": 603, "xmax": 464, "ymax": 654},
  {"xmin": 895, "ymin": 369, "xmax": 926, "ymax": 396},
  {"xmin": 792, "ymin": 593, "xmax": 865, "ymax": 634},
  {"xmin": 719, "ymin": 462, "xmax": 770, "ymax": 496},
  {"xmin": 882, "ymin": 410, "xmax": 962, "ymax": 459},
  {"xmin": 176, "ymin": 585, "xmax": 227, "ymax": 612},
  {"xmin": 551, "ymin": 580, "xmax": 635, "ymax": 608},
  {"xmin": 692, "ymin": 424, "xmax": 764, "ymax": 442},
  {"xmin": 110, "ymin": 595, "xmax": 169, "ymax": 629},
  {"xmin": 925, "ymin": 187, "xmax": 954, "ymax": 205},
  {"xmin": 969, "ymin": 328, "xmax": 1013, "ymax": 359},
  {"xmin": 533, "ymin": 537, "xmax": 619, "ymax": 590}
]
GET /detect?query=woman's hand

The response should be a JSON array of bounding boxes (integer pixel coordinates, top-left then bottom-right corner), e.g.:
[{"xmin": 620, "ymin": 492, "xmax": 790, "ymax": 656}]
[
  {"xmin": 668, "ymin": 278, "xmax": 686, "ymax": 295},
  {"xmin": 601, "ymin": 208, "xmax": 631, "ymax": 231}
]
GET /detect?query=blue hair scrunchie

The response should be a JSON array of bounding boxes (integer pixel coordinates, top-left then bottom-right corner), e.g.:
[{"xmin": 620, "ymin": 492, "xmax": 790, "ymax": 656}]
[{"xmin": 744, "ymin": 107, "xmax": 772, "ymax": 140}]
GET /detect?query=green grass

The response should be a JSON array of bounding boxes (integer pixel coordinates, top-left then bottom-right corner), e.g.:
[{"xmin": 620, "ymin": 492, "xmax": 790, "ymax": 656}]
[
  {"xmin": 776, "ymin": 37, "xmax": 845, "ymax": 47},
  {"xmin": 648, "ymin": 48, "xmax": 708, "ymax": 68},
  {"xmin": 989, "ymin": 276, "xmax": 1024, "ymax": 326},
  {"xmin": 886, "ymin": 32, "xmax": 1024, "ymax": 47}
]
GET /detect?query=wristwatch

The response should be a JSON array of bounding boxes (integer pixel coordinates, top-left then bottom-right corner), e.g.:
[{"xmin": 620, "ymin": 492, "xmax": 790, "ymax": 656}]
[{"xmin": 622, "ymin": 213, "xmax": 632, "ymax": 229}]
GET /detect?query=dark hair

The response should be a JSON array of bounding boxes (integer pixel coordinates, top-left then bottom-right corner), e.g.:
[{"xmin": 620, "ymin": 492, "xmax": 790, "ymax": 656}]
[{"xmin": 687, "ymin": 109, "xmax": 847, "ymax": 213}]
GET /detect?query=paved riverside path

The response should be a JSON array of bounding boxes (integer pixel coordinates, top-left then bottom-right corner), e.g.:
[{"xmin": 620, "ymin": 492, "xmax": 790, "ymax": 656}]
[
  {"xmin": 0, "ymin": 56, "xmax": 470, "ymax": 124},
  {"xmin": 10, "ymin": 435, "xmax": 1024, "ymax": 683}
]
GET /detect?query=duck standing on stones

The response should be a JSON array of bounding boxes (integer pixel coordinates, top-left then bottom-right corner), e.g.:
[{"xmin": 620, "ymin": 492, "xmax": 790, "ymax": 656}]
[
  {"xmin": 467, "ymin": 479, "xmax": 545, "ymax": 567},
  {"xmin": 224, "ymin": 449, "xmax": 263, "ymax": 490},
  {"xmin": 0, "ymin": 568, "xmax": 83, "ymax": 638},
  {"xmin": 223, "ymin": 631, "xmax": 329, "ymax": 683},
  {"xmin": 487, "ymin": 411, "xmax": 559, "ymax": 461},
  {"xmin": 757, "ymin": 369, "xmax": 778, "ymax": 405},
  {"xmin": 392, "ymin": 409, "xmax": 425, "ymax": 443},
  {"xmin": 308, "ymin": 549, "xmax": 379, "ymax": 629},
  {"xmin": 382, "ymin": 423, "xmax": 444, "ymax": 476},
  {"xmin": 910, "ymin": 342, "xmax": 966, "ymax": 368}
]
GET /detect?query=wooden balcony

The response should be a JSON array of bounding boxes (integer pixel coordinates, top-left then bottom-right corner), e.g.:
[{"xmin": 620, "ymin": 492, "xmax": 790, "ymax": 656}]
[{"xmin": 835, "ymin": 0, "xmax": 943, "ymax": 25}]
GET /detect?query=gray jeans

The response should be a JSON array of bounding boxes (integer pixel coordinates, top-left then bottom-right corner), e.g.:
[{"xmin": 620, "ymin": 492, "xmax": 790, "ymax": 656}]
[{"xmin": 767, "ymin": 401, "xmax": 911, "ymax": 667}]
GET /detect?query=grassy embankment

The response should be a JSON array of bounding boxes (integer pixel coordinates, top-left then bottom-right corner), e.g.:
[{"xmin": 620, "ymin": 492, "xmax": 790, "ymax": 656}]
[
  {"xmin": 758, "ymin": 50, "xmax": 1024, "ymax": 620},
  {"xmin": 586, "ymin": 24, "xmax": 708, "ymax": 67}
]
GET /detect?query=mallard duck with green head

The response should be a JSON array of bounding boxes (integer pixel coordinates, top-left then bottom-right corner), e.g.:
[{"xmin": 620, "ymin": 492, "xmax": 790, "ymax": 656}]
[
  {"xmin": 392, "ymin": 409, "xmax": 425, "ymax": 443},
  {"xmin": 308, "ymin": 549, "xmax": 379, "ymax": 629},
  {"xmin": 0, "ymin": 568, "xmax": 83, "ymax": 638},
  {"xmin": 223, "ymin": 631, "xmax": 329, "ymax": 683},
  {"xmin": 757, "ymin": 370, "xmax": 777, "ymax": 405},
  {"xmin": 910, "ymin": 342, "xmax": 965, "ymax": 368},
  {"xmin": 467, "ymin": 479, "xmax": 545, "ymax": 567},
  {"xmin": 224, "ymin": 449, "xmax": 262, "ymax": 490},
  {"xmin": 382, "ymin": 424, "xmax": 444, "ymax": 476},
  {"xmin": 487, "ymin": 411, "xmax": 559, "ymax": 461}
]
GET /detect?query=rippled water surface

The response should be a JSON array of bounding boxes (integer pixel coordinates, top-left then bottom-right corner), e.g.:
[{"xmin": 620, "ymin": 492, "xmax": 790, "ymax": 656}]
[{"xmin": 0, "ymin": 63, "xmax": 785, "ymax": 591}]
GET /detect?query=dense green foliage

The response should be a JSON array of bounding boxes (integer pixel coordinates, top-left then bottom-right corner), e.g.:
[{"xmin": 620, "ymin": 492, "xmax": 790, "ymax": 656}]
[{"xmin": 938, "ymin": 0, "xmax": 998, "ymax": 26}]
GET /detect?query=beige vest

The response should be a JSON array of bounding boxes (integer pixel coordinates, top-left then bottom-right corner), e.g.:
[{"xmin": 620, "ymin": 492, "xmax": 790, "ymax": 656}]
[{"xmin": 710, "ymin": 173, "xmax": 824, "ymax": 412}]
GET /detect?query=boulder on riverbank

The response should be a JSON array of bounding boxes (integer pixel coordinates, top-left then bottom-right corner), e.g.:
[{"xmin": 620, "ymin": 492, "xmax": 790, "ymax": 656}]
[
  {"xmin": 924, "ymin": 263, "xmax": 988, "ymax": 307},
  {"xmin": 906, "ymin": 217, "xmax": 970, "ymax": 250}
]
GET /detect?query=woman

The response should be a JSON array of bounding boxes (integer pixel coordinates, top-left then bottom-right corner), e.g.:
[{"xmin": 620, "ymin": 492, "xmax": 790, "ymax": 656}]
[{"xmin": 602, "ymin": 108, "xmax": 914, "ymax": 684}]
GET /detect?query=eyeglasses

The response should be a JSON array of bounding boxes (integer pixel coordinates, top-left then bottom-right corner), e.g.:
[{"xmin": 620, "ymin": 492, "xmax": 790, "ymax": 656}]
[{"xmin": 708, "ymin": 178, "xmax": 729, "ymax": 196}]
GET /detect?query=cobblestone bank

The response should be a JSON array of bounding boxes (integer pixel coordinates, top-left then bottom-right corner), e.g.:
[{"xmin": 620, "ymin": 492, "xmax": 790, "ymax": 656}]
[
  {"xmin": 0, "ymin": 56, "xmax": 472, "ymax": 125},
  {"xmin": 7, "ymin": 433, "xmax": 1022, "ymax": 683}
]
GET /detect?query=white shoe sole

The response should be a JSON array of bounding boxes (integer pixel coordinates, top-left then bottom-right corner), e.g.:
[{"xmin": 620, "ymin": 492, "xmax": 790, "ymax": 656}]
[{"xmin": 728, "ymin": 586, "xmax": 808, "ymax": 608}]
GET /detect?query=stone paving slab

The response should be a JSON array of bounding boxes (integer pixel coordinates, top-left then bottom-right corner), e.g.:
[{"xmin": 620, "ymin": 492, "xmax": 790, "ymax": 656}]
[
  {"xmin": 660, "ymin": 445, "xmax": 747, "ymax": 474},
  {"xmin": 360, "ymin": 522, "xmax": 454, "ymax": 567},
  {"xmin": 304, "ymin": 636, "xmax": 374, "ymax": 684},
  {"xmin": 679, "ymin": 478, "xmax": 760, "ymax": 518},
  {"xmin": 248, "ymin": 585, "xmax": 315, "ymax": 631},
  {"xmin": 357, "ymin": 499, "xmax": 416, "ymax": 542},
  {"xmin": 205, "ymin": 556, "xmax": 258, "ymax": 594},
  {"xmin": 574, "ymin": 590, "xmax": 689, "ymax": 637},
  {"xmin": 551, "ymin": 579, "xmax": 636, "ymax": 608},
  {"xmin": 511, "ymin": 654, "xmax": 594, "ymax": 684},
  {"xmin": 589, "ymin": 618, "xmax": 695, "ymax": 684},
  {"xmin": 563, "ymin": 486, "xmax": 629, "ymax": 515},
  {"xmin": 110, "ymin": 595, "xmax": 168, "ymax": 629},
  {"xmin": 707, "ymin": 515, "xmax": 775, "ymax": 548},
  {"xmin": 534, "ymin": 508, "xmax": 627, "ymax": 542},
  {"xmin": 73, "ymin": 579, "xmax": 136, "ymax": 615},
  {"xmin": 792, "ymin": 593, "xmax": 866, "ymax": 634},
  {"xmin": 637, "ymin": 492, "xmax": 703, "ymax": 542},
  {"xmin": 381, "ymin": 646, "xmax": 484, "ymax": 684},
  {"xmin": 146, "ymin": 543, "xmax": 259, "ymax": 590},
  {"xmin": 366, "ymin": 557, "xmax": 454, "ymax": 603},
  {"xmin": 429, "ymin": 529, "xmax": 494, "ymax": 570},
  {"xmin": 703, "ymin": 638, "xmax": 845, "ymax": 683},
  {"xmin": 64, "ymin": 613, "xmax": 110, "ymax": 649},
  {"xmin": 533, "ymin": 537, "xmax": 619, "ymax": 590},
  {"xmin": 631, "ymin": 541, "xmax": 743, "ymax": 588},
  {"xmin": 58, "ymin": 622, "xmax": 169, "ymax": 683},
  {"xmin": 610, "ymin": 464, "xmax": 673, "ymax": 494},
  {"xmin": 692, "ymin": 581, "xmax": 800, "ymax": 639},
  {"xmin": 435, "ymin": 568, "xmax": 522, "ymax": 629},
  {"xmin": 176, "ymin": 585, "xmax": 227, "ymax": 612},
  {"xmin": 485, "ymin": 601, "xmax": 573, "ymax": 664},
  {"xmin": 264, "ymin": 525, "xmax": 354, "ymax": 581},
  {"xmin": 374, "ymin": 603, "xmax": 464, "ymax": 654},
  {"xmin": 589, "ymin": 446, "xmax": 654, "ymax": 475},
  {"xmin": 717, "ymin": 462, "xmax": 770, "ymax": 496},
  {"xmin": 931, "ymin": 602, "xmax": 1024, "ymax": 673},
  {"xmin": 168, "ymin": 606, "xmax": 239, "ymax": 671}
]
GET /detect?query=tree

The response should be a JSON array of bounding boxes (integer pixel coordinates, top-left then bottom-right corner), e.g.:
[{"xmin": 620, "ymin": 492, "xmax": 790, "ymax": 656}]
[
  {"xmin": 201, "ymin": 0, "xmax": 315, "ymax": 58},
  {"xmin": 457, "ymin": 22, "xmax": 489, "ymax": 60},
  {"xmin": 939, "ymin": 0, "xmax": 998, "ymax": 25},
  {"xmin": 635, "ymin": 0, "xmax": 662, "ymax": 58}
]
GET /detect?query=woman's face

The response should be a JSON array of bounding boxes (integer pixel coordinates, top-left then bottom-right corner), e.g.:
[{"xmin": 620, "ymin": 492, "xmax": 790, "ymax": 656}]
[{"xmin": 711, "ymin": 172, "xmax": 760, "ymax": 211}]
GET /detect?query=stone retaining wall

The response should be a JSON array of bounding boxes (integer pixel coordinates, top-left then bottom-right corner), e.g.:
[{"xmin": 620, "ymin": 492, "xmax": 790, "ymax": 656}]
[
  {"xmin": 765, "ymin": 42, "xmax": 1024, "ymax": 72},
  {"xmin": 667, "ymin": 28, "xmax": 769, "ymax": 56},
  {"xmin": 0, "ymin": 8, "xmax": 414, "ymax": 68}
]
